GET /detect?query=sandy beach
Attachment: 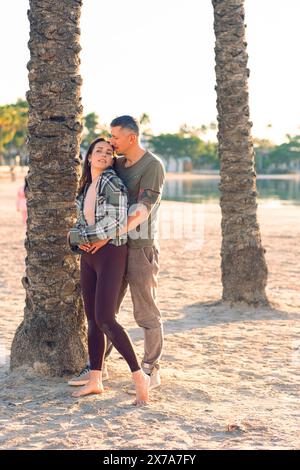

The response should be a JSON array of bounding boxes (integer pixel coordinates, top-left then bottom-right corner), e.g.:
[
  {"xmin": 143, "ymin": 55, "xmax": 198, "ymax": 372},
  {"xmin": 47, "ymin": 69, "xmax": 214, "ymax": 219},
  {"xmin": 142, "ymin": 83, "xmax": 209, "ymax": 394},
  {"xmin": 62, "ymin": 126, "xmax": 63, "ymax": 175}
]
[{"xmin": 0, "ymin": 173, "xmax": 299, "ymax": 450}]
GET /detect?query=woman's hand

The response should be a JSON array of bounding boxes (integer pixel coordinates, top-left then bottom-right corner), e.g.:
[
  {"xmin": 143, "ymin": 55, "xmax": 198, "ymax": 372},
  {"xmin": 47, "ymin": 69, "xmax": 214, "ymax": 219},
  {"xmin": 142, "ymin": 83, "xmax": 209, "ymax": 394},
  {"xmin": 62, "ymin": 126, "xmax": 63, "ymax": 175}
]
[
  {"xmin": 68, "ymin": 231, "xmax": 91, "ymax": 252},
  {"xmin": 88, "ymin": 239, "xmax": 110, "ymax": 254},
  {"xmin": 78, "ymin": 243, "xmax": 92, "ymax": 252}
]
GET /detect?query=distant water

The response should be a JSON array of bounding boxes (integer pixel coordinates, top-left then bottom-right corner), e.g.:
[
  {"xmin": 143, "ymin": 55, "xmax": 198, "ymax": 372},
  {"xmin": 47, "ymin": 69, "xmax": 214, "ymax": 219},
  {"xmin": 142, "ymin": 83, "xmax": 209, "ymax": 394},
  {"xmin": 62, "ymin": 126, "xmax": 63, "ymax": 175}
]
[{"xmin": 163, "ymin": 177, "xmax": 300, "ymax": 204}]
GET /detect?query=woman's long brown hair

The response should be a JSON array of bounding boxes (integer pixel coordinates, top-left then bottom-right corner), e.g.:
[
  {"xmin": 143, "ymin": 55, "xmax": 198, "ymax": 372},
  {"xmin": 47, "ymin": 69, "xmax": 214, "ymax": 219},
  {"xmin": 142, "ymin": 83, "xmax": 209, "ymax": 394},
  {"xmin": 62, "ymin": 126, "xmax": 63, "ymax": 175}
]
[{"xmin": 78, "ymin": 137, "xmax": 115, "ymax": 196}]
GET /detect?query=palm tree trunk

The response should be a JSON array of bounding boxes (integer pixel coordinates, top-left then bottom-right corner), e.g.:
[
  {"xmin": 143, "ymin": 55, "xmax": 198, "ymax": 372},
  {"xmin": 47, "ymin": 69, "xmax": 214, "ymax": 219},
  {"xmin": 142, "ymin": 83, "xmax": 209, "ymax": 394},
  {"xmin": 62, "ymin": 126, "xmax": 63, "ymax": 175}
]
[
  {"xmin": 212, "ymin": 0, "xmax": 268, "ymax": 304},
  {"xmin": 10, "ymin": 0, "xmax": 87, "ymax": 375}
]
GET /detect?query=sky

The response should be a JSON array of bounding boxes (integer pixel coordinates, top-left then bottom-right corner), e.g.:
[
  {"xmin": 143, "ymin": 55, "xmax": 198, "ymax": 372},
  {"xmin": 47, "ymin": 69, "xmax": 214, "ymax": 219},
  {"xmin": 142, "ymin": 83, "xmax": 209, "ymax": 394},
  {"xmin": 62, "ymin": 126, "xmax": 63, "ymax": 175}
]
[{"xmin": 0, "ymin": 0, "xmax": 299, "ymax": 143}]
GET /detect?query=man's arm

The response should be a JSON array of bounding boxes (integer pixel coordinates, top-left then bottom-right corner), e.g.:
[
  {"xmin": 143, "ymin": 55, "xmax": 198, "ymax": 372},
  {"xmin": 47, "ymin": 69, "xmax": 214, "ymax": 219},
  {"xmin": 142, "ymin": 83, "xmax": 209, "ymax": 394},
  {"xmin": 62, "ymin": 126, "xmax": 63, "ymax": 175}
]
[
  {"xmin": 118, "ymin": 202, "xmax": 149, "ymax": 236},
  {"xmin": 90, "ymin": 186, "xmax": 162, "ymax": 240},
  {"xmin": 86, "ymin": 203, "xmax": 148, "ymax": 254},
  {"xmin": 123, "ymin": 160, "xmax": 165, "ymax": 234}
]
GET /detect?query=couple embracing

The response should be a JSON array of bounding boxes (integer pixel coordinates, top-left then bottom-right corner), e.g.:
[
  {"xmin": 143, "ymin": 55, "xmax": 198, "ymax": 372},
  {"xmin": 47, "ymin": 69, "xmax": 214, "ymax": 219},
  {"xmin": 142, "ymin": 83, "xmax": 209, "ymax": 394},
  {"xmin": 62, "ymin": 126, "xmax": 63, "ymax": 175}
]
[{"xmin": 67, "ymin": 115, "xmax": 165, "ymax": 406}]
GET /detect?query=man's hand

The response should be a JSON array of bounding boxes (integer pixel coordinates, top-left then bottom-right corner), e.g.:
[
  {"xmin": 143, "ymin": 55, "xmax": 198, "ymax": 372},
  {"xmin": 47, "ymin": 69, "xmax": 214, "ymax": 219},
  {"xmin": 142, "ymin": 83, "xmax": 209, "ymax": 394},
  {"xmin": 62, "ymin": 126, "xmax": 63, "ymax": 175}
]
[{"xmin": 87, "ymin": 239, "xmax": 110, "ymax": 254}]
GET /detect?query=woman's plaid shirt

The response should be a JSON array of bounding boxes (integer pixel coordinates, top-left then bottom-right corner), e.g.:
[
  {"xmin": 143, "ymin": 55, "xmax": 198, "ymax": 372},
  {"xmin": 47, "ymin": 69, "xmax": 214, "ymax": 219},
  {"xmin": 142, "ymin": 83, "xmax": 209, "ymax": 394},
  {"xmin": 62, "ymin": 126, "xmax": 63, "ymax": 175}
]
[{"xmin": 69, "ymin": 168, "xmax": 128, "ymax": 248}]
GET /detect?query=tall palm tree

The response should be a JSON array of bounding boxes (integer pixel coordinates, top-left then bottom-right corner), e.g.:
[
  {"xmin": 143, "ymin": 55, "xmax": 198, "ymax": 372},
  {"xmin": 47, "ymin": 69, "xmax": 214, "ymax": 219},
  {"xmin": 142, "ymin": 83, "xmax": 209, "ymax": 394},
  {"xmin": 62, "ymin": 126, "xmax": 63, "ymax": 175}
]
[
  {"xmin": 11, "ymin": 0, "xmax": 87, "ymax": 374},
  {"xmin": 212, "ymin": 0, "xmax": 268, "ymax": 304}
]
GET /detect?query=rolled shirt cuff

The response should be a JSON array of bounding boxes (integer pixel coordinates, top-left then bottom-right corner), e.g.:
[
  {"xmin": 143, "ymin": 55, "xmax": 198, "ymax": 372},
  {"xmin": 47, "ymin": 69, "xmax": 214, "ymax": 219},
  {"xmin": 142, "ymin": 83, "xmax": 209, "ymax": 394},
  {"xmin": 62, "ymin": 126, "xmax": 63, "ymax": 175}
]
[
  {"xmin": 69, "ymin": 228, "xmax": 89, "ymax": 246},
  {"xmin": 69, "ymin": 245, "xmax": 86, "ymax": 255}
]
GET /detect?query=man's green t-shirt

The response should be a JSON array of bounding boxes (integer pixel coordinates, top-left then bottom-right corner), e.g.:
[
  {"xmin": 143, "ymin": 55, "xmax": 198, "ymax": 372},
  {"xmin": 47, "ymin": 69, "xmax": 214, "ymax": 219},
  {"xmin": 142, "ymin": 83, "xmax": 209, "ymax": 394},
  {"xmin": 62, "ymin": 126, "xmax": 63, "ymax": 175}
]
[{"xmin": 115, "ymin": 150, "xmax": 165, "ymax": 249}]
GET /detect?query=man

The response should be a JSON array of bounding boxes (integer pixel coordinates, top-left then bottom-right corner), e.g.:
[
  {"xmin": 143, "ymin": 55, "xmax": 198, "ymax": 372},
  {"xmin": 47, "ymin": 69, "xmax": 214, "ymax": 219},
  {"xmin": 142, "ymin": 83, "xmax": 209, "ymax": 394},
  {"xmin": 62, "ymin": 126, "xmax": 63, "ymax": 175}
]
[{"xmin": 69, "ymin": 116, "xmax": 165, "ymax": 389}]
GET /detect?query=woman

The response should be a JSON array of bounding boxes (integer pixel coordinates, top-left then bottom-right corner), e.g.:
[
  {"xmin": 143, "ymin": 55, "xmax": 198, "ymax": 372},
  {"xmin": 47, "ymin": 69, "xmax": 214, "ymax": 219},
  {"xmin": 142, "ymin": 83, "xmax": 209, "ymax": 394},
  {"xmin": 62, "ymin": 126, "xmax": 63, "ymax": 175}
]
[
  {"xmin": 67, "ymin": 137, "xmax": 150, "ymax": 405},
  {"xmin": 16, "ymin": 178, "xmax": 28, "ymax": 224}
]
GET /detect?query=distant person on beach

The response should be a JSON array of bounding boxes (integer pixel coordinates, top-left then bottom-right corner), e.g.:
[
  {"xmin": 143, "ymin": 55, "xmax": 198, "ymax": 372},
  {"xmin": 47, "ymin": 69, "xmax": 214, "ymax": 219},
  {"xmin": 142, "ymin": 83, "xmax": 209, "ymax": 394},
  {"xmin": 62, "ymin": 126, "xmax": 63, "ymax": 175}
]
[
  {"xmin": 16, "ymin": 179, "xmax": 28, "ymax": 224},
  {"xmin": 69, "ymin": 116, "xmax": 165, "ymax": 390},
  {"xmin": 67, "ymin": 137, "xmax": 150, "ymax": 405},
  {"xmin": 10, "ymin": 165, "xmax": 16, "ymax": 182}
]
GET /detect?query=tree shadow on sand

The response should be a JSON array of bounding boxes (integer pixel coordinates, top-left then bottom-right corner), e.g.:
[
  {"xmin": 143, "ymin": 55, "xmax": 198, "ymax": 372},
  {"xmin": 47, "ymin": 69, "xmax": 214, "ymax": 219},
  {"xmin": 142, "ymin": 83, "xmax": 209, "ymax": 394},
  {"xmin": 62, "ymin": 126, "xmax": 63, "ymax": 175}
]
[{"xmin": 127, "ymin": 298, "xmax": 299, "ymax": 342}]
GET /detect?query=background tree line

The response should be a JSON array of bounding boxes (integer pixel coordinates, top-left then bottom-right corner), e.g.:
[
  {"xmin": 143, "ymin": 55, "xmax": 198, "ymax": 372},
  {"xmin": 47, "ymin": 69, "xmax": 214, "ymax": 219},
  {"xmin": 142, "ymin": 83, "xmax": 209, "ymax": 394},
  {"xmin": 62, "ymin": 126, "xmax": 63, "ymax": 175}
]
[{"xmin": 1, "ymin": 98, "xmax": 300, "ymax": 173}]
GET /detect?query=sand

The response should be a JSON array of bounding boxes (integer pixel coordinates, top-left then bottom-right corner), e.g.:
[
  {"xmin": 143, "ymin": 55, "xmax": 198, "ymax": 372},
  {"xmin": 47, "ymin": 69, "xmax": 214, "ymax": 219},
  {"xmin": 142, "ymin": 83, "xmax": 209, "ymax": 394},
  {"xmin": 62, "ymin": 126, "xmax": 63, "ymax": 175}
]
[{"xmin": 0, "ymin": 173, "xmax": 299, "ymax": 450}]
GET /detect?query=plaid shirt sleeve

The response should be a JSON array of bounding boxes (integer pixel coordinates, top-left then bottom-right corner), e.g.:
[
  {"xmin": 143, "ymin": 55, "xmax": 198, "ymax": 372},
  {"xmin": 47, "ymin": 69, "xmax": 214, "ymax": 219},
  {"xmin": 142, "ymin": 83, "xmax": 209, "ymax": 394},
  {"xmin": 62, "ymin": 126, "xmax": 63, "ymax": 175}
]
[{"xmin": 69, "ymin": 172, "xmax": 128, "ymax": 245}]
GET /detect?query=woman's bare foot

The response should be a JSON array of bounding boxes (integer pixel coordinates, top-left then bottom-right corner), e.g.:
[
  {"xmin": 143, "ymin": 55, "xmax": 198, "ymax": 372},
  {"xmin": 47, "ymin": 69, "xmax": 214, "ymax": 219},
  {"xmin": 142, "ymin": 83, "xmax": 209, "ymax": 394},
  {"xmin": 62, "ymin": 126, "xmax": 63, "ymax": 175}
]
[
  {"xmin": 72, "ymin": 379, "xmax": 104, "ymax": 397},
  {"xmin": 132, "ymin": 370, "xmax": 150, "ymax": 406},
  {"xmin": 72, "ymin": 370, "xmax": 104, "ymax": 398}
]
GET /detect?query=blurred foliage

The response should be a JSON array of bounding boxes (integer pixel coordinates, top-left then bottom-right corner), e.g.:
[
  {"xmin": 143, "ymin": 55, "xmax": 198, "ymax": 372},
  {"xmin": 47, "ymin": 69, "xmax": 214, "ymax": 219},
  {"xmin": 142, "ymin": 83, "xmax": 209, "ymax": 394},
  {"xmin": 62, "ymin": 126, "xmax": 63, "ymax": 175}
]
[
  {"xmin": 254, "ymin": 135, "xmax": 300, "ymax": 173},
  {"xmin": 0, "ymin": 99, "xmax": 28, "ymax": 160},
  {"xmin": 81, "ymin": 112, "xmax": 110, "ymax": 153},
  {"xmin": 149, "ymin": 132, "xmax": 219, "ymax": 169},
  {"xmin": 1, "ymin": 99, "xmax": 300, "ymax": 173}
]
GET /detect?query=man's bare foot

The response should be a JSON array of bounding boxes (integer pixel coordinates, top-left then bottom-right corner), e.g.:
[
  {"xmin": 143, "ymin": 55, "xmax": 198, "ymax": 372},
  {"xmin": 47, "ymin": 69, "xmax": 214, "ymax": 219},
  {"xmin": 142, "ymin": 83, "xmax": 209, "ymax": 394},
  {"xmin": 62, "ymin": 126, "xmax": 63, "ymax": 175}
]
[
  {"xmin": 132, "ymin": 370, "xmax": 150, "ymax": 406},
  {"xmin": 72, "ymin": 380, "xmax": 104, "ymax": 398}
]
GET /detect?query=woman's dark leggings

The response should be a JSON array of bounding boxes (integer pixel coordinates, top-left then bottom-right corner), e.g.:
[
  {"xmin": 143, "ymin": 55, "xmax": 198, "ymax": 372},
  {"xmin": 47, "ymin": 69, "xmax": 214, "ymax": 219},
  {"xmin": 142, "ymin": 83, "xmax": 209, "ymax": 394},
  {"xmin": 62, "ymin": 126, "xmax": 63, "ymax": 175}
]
[{"xmin": 80, "ymin": 243, "xmax": 140, "ymax": 373}]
